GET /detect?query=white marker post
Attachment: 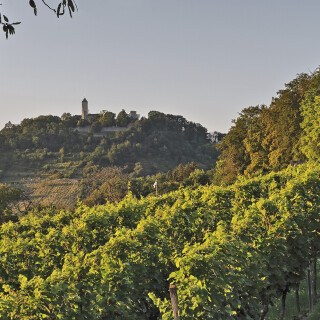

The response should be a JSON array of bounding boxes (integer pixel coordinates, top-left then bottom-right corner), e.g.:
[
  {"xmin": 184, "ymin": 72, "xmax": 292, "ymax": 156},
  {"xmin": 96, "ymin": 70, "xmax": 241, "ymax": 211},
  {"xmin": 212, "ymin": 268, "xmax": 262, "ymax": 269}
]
[{"xmin": 153, "ymin": 179, "xmax": 158, "ymax": 197}]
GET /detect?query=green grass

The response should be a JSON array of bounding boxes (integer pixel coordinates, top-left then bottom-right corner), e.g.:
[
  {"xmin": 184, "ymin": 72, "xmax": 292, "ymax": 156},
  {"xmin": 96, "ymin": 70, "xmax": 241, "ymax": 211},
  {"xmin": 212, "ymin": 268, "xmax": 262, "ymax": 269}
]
[
  {"xmin": 305, "ymin": 302, "xmax": 320, "ymax": 319},
  {"xmin": 266, "ymin": 270, "xmax": 320, "ymax": 320}
]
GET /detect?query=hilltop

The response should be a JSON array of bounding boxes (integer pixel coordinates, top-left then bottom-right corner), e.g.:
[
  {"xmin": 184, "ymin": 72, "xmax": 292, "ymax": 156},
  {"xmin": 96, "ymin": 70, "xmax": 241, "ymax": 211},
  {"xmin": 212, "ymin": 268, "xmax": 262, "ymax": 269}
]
[{"xmin": 0, "ymin": 110, "xmax": 221, "ymax": 208}]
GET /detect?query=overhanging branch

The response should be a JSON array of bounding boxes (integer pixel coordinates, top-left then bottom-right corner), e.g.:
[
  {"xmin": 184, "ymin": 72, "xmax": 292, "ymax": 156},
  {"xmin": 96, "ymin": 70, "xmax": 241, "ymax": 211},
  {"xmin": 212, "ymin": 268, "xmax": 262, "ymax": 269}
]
[{"xmin": 41, "ymin": 0, "xmax": 57, "ymax": 13}]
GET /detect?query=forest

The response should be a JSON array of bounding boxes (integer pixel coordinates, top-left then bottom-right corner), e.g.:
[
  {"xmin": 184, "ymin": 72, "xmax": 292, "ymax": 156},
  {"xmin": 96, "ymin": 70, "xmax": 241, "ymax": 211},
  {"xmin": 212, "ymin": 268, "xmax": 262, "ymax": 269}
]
[
  {"xmin": 1, "ymin": 68, "xmax": 320, "ymax": 319},
  {"xmin": 215, "ymin": 69, "xmax": 320, "ymax": 185}
]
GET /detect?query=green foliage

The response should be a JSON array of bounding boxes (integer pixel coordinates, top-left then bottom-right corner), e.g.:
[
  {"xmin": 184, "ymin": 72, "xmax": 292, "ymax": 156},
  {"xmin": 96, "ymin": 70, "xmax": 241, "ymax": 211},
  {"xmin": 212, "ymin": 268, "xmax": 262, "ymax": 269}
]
[
  {"xmin": 215, "ymin": 69, "xmax": 320, "ymax": 184},
  {"xmin": 300, "ymin": 89, "xmax": 320, "ymax": 160},
  {"xmin": 129, "ymin": 163, "xmax": 212, "ymax": 200},
  {"xmin": 99, "ymin": 110, "xmax": 116, "ymax": 127},
  {"xmin": 217, "ymin": 105, "xmax": 266, "ymax": 184},
  {"xmin": 0, "ymin": 111, "xmax": 219, "ymax": 183},
  {"xmin": 1, "ymin": 163, "xmax": 320, "ymax": 318},
  {"xmin": 80, "ymin": 166, "xmax": 129, "ymax": 205},
  {"xmin": 116, "ymin": 109, "xmax": 130, "ymax": 127},
  {"xmin": 89, "ymin": 121, "xmax": 102, "ymax": 133},
  {"xmin": 262, "ymin": 73, "xmax": 312, "ymax": 170},
  {"xmin": 0, "ymin": 184, "xmax": 25, "ymax": 223}
]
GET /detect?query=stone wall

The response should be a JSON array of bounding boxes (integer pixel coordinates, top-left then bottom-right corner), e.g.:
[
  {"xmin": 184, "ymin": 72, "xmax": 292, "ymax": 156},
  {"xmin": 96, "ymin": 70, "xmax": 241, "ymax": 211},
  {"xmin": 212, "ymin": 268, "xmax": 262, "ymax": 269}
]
[{"xmin": 75, "ymin": 126, "xmax": 129, "ymax": 133}]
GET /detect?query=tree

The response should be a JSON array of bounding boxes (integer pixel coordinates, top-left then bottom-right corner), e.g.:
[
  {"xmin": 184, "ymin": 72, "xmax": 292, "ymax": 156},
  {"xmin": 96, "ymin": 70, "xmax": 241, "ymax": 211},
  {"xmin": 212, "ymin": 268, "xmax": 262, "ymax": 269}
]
[
  {"xmin": 116, "ymin": 109, "xmax": 130, "ymax": 127},
  {"xmin": 99, "ymin": 110, "xmax": 116, "ymax": 127},
  {"xmin": 0, "ymin": 184, "xmax": 29, "ymax": 223},
  {"xmin": 79, "ymin": 166, "xmax": 129, "ymax": 205},
  {"xmin": 300, "ymin": 88, "xmax": 320, "ymax": 160},
  {"xmin": 61, "ymin": 112, "xmax": 72, "ymax": 121},
  {"xmin": 77, "ymin": 119, "xmax": 89, "ymax": 127},
  {"xmin": 243, "ymin": 105, "xmax": 269, "ymax": 176},
  {"xmin": 89, "ymin": 121, "xmax": 102, "ymax": 134},
  {"xmin": 262, "ymin": 73, "xmax": 311, "ymax": 170},
  {"xmin": 0, "ymin": 0, "xmax": 77, "ymax": 39},
  {"xmin": 216, "ymin": 105, "xmax": 265, "ymax": 184},
  {"xmin": 4, "ymin": 121, "xmax": 14, "ymax": 129},
  {"xmin": 208, "ymin": 131, "xmax": 226, "ymax": 143}
]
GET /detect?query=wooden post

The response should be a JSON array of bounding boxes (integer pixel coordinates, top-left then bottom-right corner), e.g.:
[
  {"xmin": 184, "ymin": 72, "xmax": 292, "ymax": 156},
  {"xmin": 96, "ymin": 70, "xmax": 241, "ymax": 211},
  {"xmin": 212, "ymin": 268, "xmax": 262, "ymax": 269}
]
[
  {"xmin": 279, "ymin": 289, "xmax": 288, "ymax": 320},
  {"xmin": 313, "ymin": 258, "xmax": 317, "ymax": 301},
  {"xmin": 169, "ymin": 284, "xmax": 180, "ymax": 320},
  {"xmin": 307, "ymin": 265, "xmax": 313, "ymax": 312},
  {"xmin": 295, "ymin": 287, "xmax": 301, "ymax": 314}
]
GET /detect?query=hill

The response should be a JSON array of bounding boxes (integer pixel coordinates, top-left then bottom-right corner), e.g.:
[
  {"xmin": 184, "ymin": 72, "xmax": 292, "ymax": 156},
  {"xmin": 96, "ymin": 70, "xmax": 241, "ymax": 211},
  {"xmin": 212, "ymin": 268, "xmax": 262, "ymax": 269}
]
[{"xmin": 0, "ymin": 110, "xmax": 220, "ymax": 208}]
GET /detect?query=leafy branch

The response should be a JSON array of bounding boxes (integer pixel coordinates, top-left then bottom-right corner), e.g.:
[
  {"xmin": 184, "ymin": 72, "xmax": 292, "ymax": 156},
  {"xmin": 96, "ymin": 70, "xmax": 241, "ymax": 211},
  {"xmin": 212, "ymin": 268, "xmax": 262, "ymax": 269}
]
[
  {"xmin": 0, "ymin": 0, "xmax": 78, "ymax": 39},
  {"xmin": 0, "ymin": 12, "xmax": 21, "ymax": 39}
]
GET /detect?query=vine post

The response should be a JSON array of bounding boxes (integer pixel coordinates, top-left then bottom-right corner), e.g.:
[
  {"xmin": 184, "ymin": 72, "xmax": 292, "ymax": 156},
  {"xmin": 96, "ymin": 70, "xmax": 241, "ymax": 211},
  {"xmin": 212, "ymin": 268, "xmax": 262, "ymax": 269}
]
[
  {"xmin": 169, "ymin": 284, "xmax": 180, "ymax": 320},
  {"xmin": 307, "ymin": 265, "xmax": 313, "ymax": 312}
]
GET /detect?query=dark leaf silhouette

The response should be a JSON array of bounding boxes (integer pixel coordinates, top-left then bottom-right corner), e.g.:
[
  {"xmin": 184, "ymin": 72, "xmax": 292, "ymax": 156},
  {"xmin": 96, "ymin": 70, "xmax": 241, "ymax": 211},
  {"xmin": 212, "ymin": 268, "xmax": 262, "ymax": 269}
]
[
  {"xmin": 29, "ymin": 0, "xmax": 36, "ymax": 9},
  {"xmin": 1, "ymin": 1, "xmax": 77, "ymax": 38}
]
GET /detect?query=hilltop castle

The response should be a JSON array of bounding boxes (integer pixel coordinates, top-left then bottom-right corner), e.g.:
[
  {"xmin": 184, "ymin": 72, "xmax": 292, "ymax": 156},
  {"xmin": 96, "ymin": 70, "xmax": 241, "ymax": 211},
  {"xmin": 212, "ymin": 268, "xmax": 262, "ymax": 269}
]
[
  {"xmin": 81, "ymin": 98, "xmax": 88, "ymax": 119},
  {"xmin": 81, "ymin": 98, "xmax": 139, "ymax": 122},
  {"xmin": 81, "ymin": 98, "xmax": 99, "ymax": 120}
]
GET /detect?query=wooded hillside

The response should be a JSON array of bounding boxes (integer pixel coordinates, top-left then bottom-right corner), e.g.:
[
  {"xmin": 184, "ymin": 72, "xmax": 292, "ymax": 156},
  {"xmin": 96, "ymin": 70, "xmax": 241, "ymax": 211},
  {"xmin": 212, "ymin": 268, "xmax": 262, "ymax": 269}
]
[
  {"xmin": 214, "ymin": 69, "xmax": 320, "ymax": 185},
  {"xmin": 0, "ymin": 111, "xmax": 220, "ymax": 208}
]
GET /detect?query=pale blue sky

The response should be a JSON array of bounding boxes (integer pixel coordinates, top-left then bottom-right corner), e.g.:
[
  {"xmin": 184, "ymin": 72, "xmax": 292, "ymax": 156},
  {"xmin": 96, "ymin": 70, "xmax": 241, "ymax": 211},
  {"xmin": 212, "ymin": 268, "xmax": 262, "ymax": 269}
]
[{"xmin": 1, "ymin": 1, "xmax": 320, "ymax": 132}]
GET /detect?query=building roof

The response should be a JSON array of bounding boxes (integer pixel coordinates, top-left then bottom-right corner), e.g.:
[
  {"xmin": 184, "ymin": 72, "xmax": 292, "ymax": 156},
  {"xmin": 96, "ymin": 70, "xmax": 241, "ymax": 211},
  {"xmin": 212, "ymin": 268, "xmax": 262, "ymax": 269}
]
[{"xmin": 82, "ymin": 98, "xmax": 88, "ymax": 102}]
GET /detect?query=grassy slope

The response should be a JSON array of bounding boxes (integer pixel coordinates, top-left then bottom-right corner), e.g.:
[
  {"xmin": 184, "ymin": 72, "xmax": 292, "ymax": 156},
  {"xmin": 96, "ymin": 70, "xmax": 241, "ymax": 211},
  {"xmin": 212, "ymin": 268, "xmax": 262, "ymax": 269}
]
[
  {"xmin": 0, "ymin": 152, "xmax": 83, "ymax": 208},
  {"xmin": 266, "ymin": 268, "xmax": 320, "ymax": 320},
  {"xmin": 22, "ymin": 178, "xmax": 80, "ymax": 209},
  {"xmin": 306, "ymin": 303, "xmax": 320, "ymax": 320}
]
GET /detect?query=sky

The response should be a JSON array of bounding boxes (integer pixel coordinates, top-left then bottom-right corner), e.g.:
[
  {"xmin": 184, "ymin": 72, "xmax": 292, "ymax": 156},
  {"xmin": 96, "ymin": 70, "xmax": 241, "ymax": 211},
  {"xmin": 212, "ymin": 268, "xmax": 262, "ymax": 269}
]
[{"xmin": 1, "ymin": 0, "xmax": 320, "ymax": 133}]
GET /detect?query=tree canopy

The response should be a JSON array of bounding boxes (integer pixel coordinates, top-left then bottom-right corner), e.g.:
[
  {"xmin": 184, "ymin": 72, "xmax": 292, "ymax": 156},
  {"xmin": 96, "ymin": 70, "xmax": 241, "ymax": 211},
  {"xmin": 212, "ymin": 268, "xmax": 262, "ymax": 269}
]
[
  {"xmin": 214, "ymin": 68, "xmax": 320, "ymax": 185},
  {"xmin": 300, "ymin": 88, "xmax": 320, "ymax": 160}
]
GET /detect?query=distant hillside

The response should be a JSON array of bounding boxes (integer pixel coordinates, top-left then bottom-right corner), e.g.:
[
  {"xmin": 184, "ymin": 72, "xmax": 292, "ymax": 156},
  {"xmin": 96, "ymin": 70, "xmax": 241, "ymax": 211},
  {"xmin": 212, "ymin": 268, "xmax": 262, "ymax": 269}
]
[{"xmin": 0, "ymin": 110, "xmax": 221, "ymax": 207}]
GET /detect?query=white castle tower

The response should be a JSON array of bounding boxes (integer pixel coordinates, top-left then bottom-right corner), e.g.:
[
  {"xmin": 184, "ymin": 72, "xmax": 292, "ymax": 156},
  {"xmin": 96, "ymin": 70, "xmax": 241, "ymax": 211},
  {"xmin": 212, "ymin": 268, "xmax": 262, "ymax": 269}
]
[{"xmin": 82, "ymin": 98, "xmax": 88, "ymax": 120}]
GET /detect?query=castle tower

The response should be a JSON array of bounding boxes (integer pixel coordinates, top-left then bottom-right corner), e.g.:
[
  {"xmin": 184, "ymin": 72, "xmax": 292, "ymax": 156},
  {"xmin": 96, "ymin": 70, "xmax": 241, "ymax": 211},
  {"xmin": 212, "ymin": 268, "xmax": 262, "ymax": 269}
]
[{"xmin": 82, "ymin": 98, "xmax": 88, "ymax": 120}]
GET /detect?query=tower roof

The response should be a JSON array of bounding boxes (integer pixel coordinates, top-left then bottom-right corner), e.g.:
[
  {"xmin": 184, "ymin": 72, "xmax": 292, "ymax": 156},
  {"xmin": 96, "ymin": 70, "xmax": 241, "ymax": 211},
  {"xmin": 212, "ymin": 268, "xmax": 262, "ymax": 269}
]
[{"xmin": 82, "ymin": 98, "xmax": 88, "ymax": 102}]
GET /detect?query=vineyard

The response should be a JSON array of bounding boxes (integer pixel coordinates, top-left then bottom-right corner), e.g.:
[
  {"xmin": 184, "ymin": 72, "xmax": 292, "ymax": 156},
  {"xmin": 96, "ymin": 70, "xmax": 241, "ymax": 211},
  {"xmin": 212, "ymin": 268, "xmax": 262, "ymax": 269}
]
[
  {"xmin": 21, "ymin": 178, "xmax": 80, "ymax": 209},
  {"xmin": 0, "ymin": 163, "xmax": 320, "ymax": 319}
]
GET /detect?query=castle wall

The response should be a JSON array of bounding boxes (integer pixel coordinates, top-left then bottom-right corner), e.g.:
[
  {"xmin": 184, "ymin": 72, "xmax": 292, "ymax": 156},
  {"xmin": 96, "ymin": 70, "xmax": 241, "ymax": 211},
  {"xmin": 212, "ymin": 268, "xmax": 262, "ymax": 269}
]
[{"xmin": 75, "ymin": 126, "xmax": 129, "ymax": 133}]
